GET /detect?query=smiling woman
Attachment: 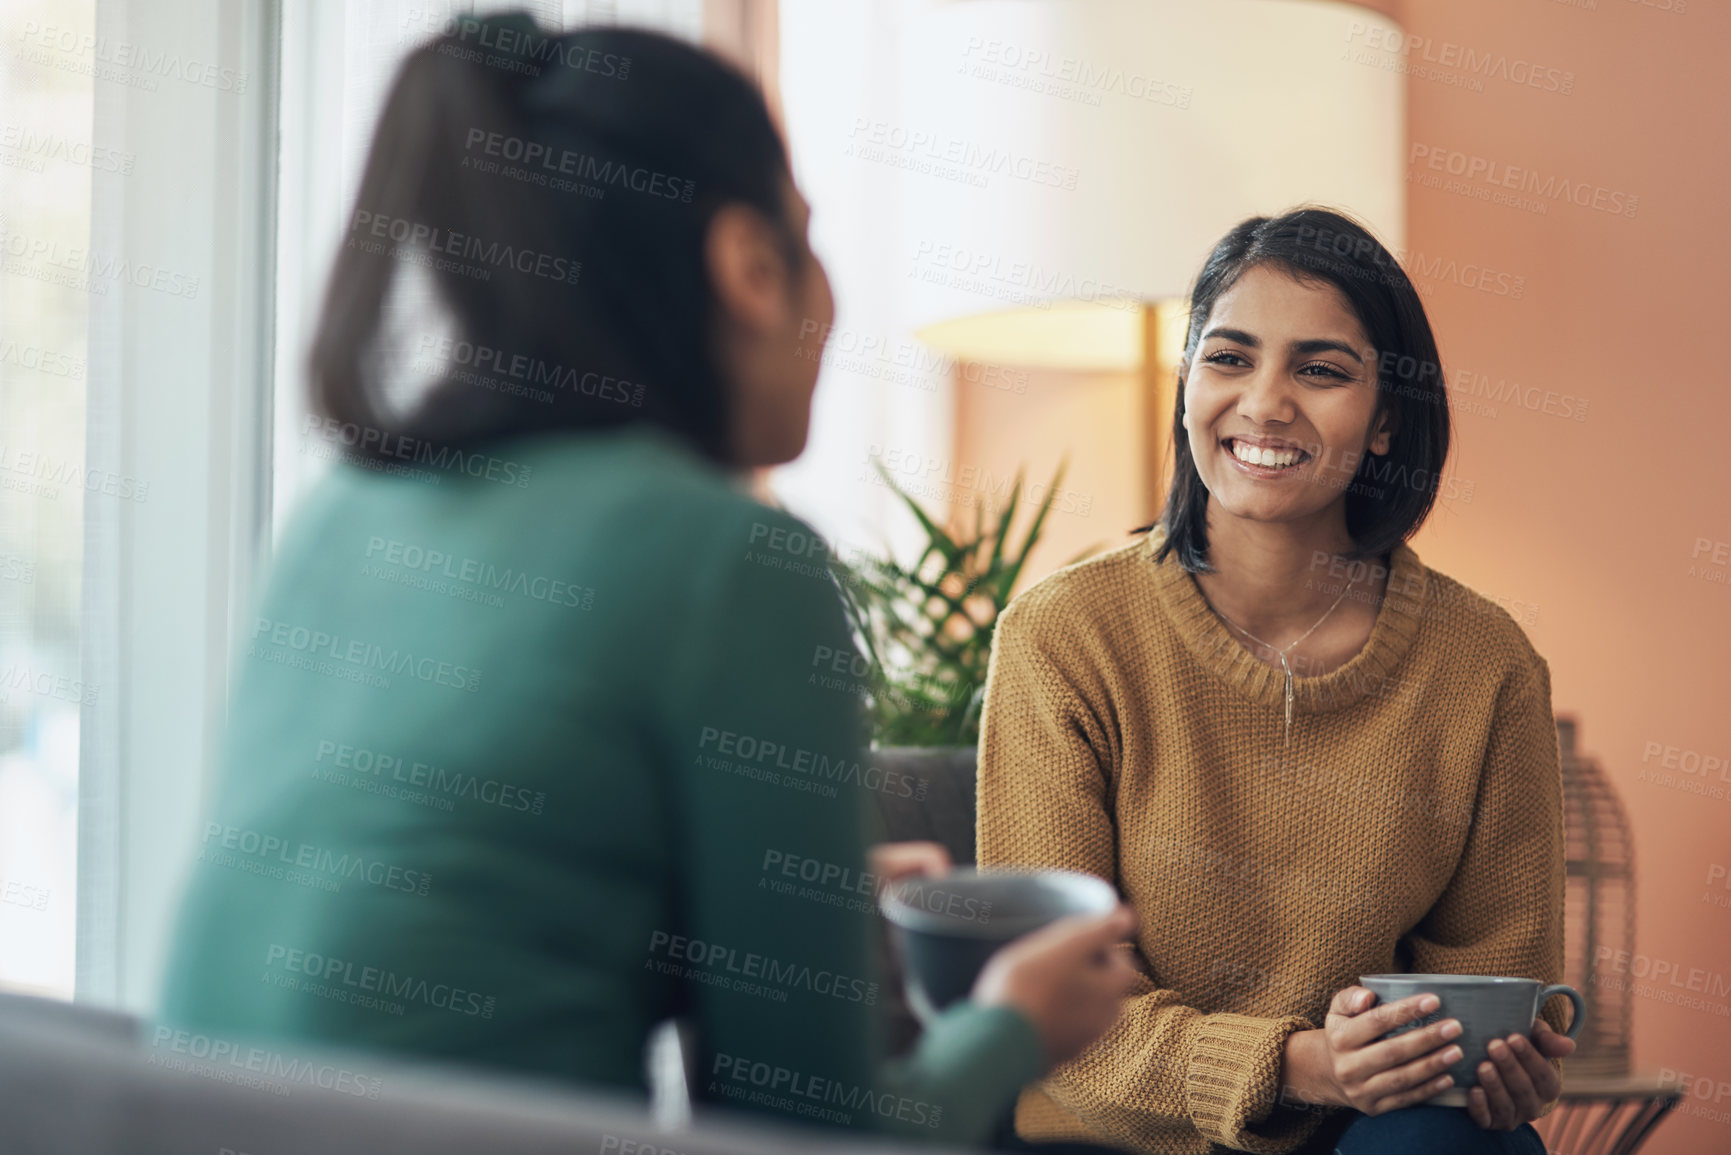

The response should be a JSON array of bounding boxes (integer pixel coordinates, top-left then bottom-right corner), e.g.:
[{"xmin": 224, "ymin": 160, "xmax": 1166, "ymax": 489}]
[
  {"xmin": 977, "ymin": 208, "xmax": 1572, "ymax": 1155},
  {"xmin": 1154, "ymin": 208, "xmax": 1451, "ymax": 574}
]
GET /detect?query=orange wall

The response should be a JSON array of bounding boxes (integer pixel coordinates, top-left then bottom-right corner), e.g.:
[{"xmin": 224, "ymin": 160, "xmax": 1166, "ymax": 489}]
[
  {"xmin": 956, "ymin": 4, "xmax": 1731, "ymax": 1151},
  {"xmin": 1401, "ymin": 5, "xmax": 1731, "ymax": 1151}
]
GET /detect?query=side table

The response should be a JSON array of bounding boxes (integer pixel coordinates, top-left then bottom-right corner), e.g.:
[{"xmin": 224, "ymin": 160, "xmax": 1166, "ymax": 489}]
[{"xmin": 1530, "ymin": 1074, "xmax": 1682, "ymax": 1155}]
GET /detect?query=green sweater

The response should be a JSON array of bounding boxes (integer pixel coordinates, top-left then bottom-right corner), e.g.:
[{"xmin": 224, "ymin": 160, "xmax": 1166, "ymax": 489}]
[{"xmin": 157, "ymin": 423, "xmax": 1042, "ymax": 1144}]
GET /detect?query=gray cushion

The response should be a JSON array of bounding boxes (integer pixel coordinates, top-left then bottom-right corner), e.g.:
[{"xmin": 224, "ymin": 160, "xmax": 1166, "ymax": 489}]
[
  {"xmin": 870, "ymin": 746, "xmax": 980, "ymax": 867},
  {"xmin": 0, "ymin": 749, "xmax": 988, "ymax": 1152},
  {"xmin": 0, "ymin": 994, "xmax": 971, "ymax": 1155}
]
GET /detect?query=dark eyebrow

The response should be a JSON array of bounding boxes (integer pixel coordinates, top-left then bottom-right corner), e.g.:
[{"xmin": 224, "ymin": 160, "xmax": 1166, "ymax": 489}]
[{"xmin": 1201, "ymin": 327, "xmax": 1364, "ymax": 365}]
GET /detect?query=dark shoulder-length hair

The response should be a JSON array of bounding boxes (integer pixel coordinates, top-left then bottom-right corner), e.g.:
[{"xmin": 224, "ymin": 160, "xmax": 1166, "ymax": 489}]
[
  {"xmin": 308, "ymin": 13, "xmax": 796, "ymax": 469},
  {"xmin": 1146, "ymin": 206, "xmax": 1452, "ymax": 571}
]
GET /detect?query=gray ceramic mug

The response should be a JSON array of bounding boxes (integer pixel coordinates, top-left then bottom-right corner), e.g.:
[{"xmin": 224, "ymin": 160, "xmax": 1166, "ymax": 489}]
[
  {"xmin": 881, "ymin": 868, "xmax": 1119, "ymax": 1023},
  {"xmin": 1358, "ymin": 974, "xmax": 1586, "ymax": 1107}
]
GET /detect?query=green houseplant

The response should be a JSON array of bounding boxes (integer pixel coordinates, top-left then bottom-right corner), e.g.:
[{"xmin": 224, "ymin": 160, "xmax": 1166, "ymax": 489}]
[
  {"xmin": 825, "ymin": 459, "xmax": 1098, "ymax": 1055},
  {"xmin": 829, "ymin": 458, "xmax": 1094, "ymax": 749}
]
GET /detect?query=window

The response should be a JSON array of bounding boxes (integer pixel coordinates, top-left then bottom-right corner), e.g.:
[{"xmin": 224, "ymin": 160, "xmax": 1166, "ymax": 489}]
[{"xmin": 0, "ymin": 0, "xmax": 97, "ymax": 999}]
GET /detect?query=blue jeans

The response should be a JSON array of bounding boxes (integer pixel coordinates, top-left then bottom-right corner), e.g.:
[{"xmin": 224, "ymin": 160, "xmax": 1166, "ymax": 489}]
[
  {"xmin": 1334, "ymin": 1105, "xmax": 1547, "ymax": 1154},
  {"xmin": 993, "ymin": 1104, "xmax": 1547, "ymax": 1154}
]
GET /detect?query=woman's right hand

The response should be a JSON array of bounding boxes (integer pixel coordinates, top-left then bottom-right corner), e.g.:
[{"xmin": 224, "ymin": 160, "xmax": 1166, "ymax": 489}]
[
  {"xmin": 1282, "ymin": 986, "xmax": 1465, "ymax": 1114},
  {"xmin": 969, "ymin": 905, "xmax": 1139, "ymax": 1067}
]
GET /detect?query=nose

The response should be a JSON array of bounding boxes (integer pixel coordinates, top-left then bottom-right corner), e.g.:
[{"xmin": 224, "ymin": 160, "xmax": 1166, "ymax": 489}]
[{"xmin": 1236, "ymin": 364, "xmax": 1296, "ymax": 426}]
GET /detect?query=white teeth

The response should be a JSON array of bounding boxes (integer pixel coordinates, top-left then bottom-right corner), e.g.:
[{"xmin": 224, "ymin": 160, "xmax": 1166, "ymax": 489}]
[{"xmin": 1231, "ymin": 441, "xmax": 1303, "ymax": 468}]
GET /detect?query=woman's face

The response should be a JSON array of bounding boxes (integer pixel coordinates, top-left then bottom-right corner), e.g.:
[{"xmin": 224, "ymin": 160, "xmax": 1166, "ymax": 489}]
[
  {"xmin": 766, "ymin": 182, "xmax": 834, "ymax": 461},
  {"xmin": 1180, "ymin": 262, "xmax": 1392, "ymax": 533},
  {"xmin": 713, "ymin": 175, "xmax": 834, "ymax": 468}
]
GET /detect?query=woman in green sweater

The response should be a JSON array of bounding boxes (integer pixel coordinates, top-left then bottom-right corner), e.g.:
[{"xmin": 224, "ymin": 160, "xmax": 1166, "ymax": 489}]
[
  {"xmin": 977, "ymin": 209, "xmax": 1574, "ymax": 1155},
  {"xmin": 156, "ymin": 16, "xmax": 1134, "ymax": 1149}
]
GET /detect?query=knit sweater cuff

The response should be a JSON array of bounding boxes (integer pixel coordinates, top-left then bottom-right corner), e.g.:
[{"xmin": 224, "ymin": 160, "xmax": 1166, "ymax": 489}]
[{"xmin": 1186, "ymin": 1013, "xmax": 1319, "ymax": 1153}]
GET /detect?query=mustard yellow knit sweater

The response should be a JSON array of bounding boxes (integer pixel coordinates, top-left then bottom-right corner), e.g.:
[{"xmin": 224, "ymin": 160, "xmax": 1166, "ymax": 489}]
[{"xmin": 976, "ymin": 524, "xmax": 1567, "ymax": 1155}]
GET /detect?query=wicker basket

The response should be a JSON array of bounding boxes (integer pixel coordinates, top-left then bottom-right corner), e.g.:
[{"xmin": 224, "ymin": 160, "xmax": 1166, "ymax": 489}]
[{"xmin": 1558, "ymin": 714, "xmax": 1635, "ymax": 1078}]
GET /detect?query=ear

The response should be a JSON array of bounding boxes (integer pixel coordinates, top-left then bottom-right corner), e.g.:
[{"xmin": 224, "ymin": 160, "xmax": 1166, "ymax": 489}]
[
  {"xmin": 1367, "ymin": 407, "xmax": 1394, "ymax": 456},
  {"xmin": 705, "ymin": 203, "xmax": 790, "ymax": 335}
]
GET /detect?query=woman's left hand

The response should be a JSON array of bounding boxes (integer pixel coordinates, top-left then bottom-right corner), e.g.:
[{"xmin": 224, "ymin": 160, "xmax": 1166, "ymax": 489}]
[
  {"xmin": 867, "ymin": 841, "xmax": 951, "ymax": 888},
  {"xmin": 1467, "ymin": 1018, "xmax": 1577, "ymax": 1130}
]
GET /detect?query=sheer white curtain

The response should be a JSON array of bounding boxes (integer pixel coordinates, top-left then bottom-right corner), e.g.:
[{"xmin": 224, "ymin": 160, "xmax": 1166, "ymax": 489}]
[
  {"xmin": 70, "ymin": 0, "xmax": 279, "ymax": 1010},
  {"xmin": 772, "ymin": 0, "xmax": 956, "ymax": 569},
  {"xmin": 0, "ymin": 0, "xmax": 107, "ymax": 1001},
  {"xmin": 50, "ymin": 0, "xmax": 711, "ymax": 1014},
  {"xmin": 273, "ymin": 0, "xmax": 704, "ymax": 529}
]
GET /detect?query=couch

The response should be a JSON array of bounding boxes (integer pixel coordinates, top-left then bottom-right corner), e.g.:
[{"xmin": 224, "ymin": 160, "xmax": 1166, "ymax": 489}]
[{"xmin": 0, "ymin": 750, "xmax": 985, "ymax": 1154}]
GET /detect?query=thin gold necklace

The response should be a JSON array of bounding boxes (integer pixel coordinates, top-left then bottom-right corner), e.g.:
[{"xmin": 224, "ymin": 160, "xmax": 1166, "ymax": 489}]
[{"xmin": 1204, "ymin": 579, "xmax": 1355, "ymax": 749}]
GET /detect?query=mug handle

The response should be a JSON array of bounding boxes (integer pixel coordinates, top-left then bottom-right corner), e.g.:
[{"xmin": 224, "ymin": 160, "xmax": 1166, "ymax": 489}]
[{"xmin": 1537, "ymin": 984, "xmax": 1587, "ymax": 1040}]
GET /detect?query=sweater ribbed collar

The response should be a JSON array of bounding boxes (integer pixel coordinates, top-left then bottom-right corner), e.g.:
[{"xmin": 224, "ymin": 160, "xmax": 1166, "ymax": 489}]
[{"xmin": 1144, "ymin": 523, "xmax": 1427, "ymax": 715}]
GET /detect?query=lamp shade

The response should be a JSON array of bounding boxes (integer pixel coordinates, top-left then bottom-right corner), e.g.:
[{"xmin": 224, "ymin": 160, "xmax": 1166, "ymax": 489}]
[{"xmin": 899, "ymin": 0, "xmax": 1406, "ymax": 364}]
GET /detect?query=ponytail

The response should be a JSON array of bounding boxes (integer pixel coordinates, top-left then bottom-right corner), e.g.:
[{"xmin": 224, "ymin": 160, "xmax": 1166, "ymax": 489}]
[{"xmin": 307, "ymin": 15, "xmax": 791, "ymax": 468}]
